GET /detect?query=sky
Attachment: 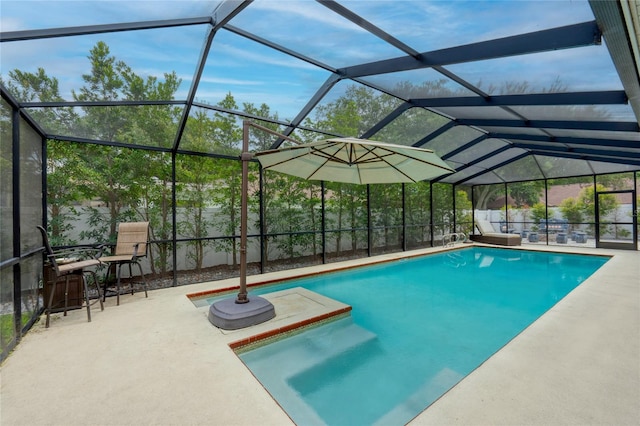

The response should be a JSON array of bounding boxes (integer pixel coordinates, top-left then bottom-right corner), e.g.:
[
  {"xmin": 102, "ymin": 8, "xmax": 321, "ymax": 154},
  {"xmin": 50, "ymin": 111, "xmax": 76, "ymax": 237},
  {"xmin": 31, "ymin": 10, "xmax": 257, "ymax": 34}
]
[{"xmin": 0, "ymin": 0, "xmax": 630, "ymax": 121}]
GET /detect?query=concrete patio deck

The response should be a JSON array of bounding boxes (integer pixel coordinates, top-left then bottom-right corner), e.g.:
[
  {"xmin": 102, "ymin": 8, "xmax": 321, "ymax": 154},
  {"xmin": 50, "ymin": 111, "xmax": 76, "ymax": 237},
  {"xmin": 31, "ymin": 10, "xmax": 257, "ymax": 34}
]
[{"xmin": 1, "ymin": 244, "xmax": 638, "ymax": 425}]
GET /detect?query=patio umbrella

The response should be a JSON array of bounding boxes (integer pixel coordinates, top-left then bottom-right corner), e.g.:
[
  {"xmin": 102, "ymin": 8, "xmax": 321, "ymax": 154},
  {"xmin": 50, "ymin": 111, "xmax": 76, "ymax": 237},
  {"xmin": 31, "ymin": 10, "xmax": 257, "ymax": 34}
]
[
  {"xmin": 210, "ymin": 122, "xmax": 455, "ymax": 329},
  {"xmin": 254, "ymin": 137, "xmax": 455, "ymax": 184}
]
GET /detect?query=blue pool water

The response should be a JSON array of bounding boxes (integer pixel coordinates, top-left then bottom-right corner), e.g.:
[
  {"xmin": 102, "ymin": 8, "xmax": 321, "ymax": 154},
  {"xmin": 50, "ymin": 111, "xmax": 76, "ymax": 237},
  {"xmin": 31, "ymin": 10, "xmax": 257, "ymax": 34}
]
[{"xmin": 222, "ymin": 248, "xmax": 608, "ymax": 425}]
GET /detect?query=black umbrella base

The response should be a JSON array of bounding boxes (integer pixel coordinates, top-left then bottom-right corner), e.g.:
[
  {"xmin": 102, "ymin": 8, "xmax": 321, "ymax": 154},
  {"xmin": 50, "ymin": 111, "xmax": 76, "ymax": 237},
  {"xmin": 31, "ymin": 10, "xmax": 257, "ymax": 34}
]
[{"xmin": 208, "ymin": 296, "xmax": 275, "ymax": 330}]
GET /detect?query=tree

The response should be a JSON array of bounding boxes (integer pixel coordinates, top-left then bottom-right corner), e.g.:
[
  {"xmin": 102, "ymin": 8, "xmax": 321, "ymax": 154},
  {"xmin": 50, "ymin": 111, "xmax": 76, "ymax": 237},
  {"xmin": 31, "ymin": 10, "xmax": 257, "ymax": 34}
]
[
  {"xmin": 370, "ymin": 184, "xmax": 403, "ymax": 251},
  {"xmin": 241, "ymin": 103, "xmax": 286, "ymax": 264},
  {"xmin": 133, "ymin": 151, "xmax": 174, "ymax": 276},
  {"xmin": 310, "ymin": 84, "xmax": 397, "ymax": 258},
  {"xmin": 474, "ymin": 184, "xmax": 504, "ymax": 210},
  {"xmin": 67, "ymin": 40, "xmax": 183, "ymax": 270},
  {"xmin": 263, "ymin": 172, "xmax": 314, "ymax": 260},
  {"xmin": 5, "ymin": 42, "xmax": 184, "ymax": 256},
  {"xmin": 530, "ymin": 202, "xmax": 547, "ymax": 231},
  {"xmin": 297, "ymin": 179, "xmax": 323, "ymax": 257},
  {"xmin": 116, "ymin": 64, "xmax": 182, "ymax": 275},
  {"xmin": 73, "ymin": 41, "xmax": 127, "ymax": 143},
  {"xmin": 405, "ymin": 182, "xmax": 431, "ymax": 248},
  {"xmin": 3, "ymin": 68, "xmax": 84, "ymax": 245},
  {"xmin": 177, "ymin": 111, "xmax": 218, "ymax": 271},
  {"xmin": 455, "ymin": 189, "xmax": 473, "ymax": 235},
  {"xmin": 508, "ymin": 181, "xmax": 544, "ymax": 208},
  {"xmin": 72, "ymin": 42, "xmax": 140, "ymax": 241},
  {"xmin": 324, "ymin": 181, "xmax": 368, "ymax": 256},
  {"xmin": 579, "ymin": 184, "xmax": 618, "ymax": 236},
  {"xmin": 242, "ymin": 102, "xmax": 281, "ymax": 151},
  {"xmin": 556, "ymin": 183, "xmax": 619, "ymax": 237},
  {"xmin": 559, "ymin": 197, "xmax": 583, "ymax": 234},
  {"xmin": 314, "ymin": 85, "xmax": 398, "ymax": 137},
  {"xmin": 432, "ymin": 183, "xmax": 454, "ymax": 237},
  {"xmin": 210, "ymin": 158, "xmax": 244, "ymax": 268},
  {"xmin": 3, "ymin": 68, "xmax": 79, "ymax": 132},
  {"xmin": 596, "ymin": 173, "xmax": 631, "ymax": 191},
  {"xmin": 188, "ymin": 95, "xmax": 245, "ymax": 268}
]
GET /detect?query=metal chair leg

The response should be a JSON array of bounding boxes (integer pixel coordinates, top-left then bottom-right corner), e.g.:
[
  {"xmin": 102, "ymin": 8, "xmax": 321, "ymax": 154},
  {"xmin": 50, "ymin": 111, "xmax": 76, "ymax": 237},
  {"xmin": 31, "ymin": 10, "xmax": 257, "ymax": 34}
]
[
  {"xmin": 82, "ymin": 273, "xmax": 92, "ymax": 322},
  {"xmin": 81, "ymin": 270, "xmax": 104, "ymax": 322},
  {"xmin": 115, "ymin": 263, "xmax": 123, "ymax": 306},
  {"xmin": 45, "ymin": 279, "xmax": 58, "ymax": 328},
  {"xmin": 135, "ymin": 261, "xmax": 149, "ymax": 298},
  {"xmin": 128, "ymin": 263, "xmax": 134, "ymax": 295},
  {"xmin": 103, "ymin": 262, "xmax": 124, "ymax": 306},
  {"xmin": 102, "ymin": 260, "xmax": 147, "ymax": 305},
  {"xmin": 89, "ymin": 270, "xmax": 104, "ymax": 311},
  {"xmin": 63, "ymin": 275, "xmax": 70, "ymax": 316},
  {"xmin": 103, "ymin": 263, "xmax": 116, "ymax": 303}
]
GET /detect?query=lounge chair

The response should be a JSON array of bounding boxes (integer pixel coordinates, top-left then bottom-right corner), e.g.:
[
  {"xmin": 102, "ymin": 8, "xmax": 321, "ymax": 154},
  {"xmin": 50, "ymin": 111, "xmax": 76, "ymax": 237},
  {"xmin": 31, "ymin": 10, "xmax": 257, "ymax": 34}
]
[{"xmin": 470, "ymin": 219, "xmax": 522, "ymax": 246}]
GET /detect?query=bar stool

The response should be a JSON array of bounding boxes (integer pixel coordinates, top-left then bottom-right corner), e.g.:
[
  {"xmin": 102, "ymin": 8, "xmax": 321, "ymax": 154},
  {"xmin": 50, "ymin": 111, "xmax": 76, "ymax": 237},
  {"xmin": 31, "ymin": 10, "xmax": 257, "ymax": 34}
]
[
  {"xmin": 98, "ymin": 222, "xmax": 149, "ymax": 306},
  {"xmin": 37, "ymin": 226, "xmax": 104, "ymax": 327}
]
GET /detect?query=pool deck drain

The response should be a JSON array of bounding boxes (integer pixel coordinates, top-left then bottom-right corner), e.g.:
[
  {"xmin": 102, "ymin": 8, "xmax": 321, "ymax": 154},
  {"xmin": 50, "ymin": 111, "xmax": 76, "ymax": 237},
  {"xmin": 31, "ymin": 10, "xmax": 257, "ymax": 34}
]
[{"xmin": 208, "ymin": 287, "xmax": 352, "ymax": 349}]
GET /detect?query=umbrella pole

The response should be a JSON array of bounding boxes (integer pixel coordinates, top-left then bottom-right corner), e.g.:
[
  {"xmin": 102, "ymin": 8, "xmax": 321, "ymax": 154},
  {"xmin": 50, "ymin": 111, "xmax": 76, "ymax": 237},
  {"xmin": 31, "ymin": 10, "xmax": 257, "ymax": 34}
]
[
  {"xmin": 236, "ymin": 120, "xmax": 250, "ymax": 303},
  {"xmin": 235, "ymin": 120, "xmax": 301, "ymax": 303}
]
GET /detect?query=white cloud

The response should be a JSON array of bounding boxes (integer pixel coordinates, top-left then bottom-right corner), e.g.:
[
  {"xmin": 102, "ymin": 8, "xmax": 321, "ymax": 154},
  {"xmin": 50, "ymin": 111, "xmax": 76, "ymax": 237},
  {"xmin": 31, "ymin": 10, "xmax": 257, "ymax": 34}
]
[
  {"xmin": 197, "ymin": 75, "xmax": 263, "ymax": 86},
  {"xmin": 0, "ymin": 16, "xmax": 24, "ymax": 32},
  {"xmin": 210, "ymin": 41, "xmax": 319, "ymax": 71},
  {"xmin": 250, "ymin": 0, "xmax": 367, "ymax": 32}
]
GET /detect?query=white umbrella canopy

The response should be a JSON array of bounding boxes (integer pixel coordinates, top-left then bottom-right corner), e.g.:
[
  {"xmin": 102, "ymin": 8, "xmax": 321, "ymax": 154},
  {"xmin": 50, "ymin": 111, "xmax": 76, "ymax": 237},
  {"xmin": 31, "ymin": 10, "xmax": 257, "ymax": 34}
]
[{"xmin": 254, "ymin": 137, "xmax": 455, "ymax": 184}]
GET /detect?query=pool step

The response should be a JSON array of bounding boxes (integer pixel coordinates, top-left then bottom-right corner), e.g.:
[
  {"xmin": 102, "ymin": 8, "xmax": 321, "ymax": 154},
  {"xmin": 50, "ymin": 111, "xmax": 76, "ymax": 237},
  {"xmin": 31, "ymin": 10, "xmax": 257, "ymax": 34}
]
[
  {"xmin": 374, "ymin": 367, "xmax": 464, "ymax": 426},
  {"xmin": 287, "ymin": 324, "xmax": 382, "ymax": 396},
  {"xmin": 239, "ymin": 317, "xmax": 378, "ymax": 426},
  {"xmin": 240, "ymin": 317, "xmax": 377, "ymax": 379}
]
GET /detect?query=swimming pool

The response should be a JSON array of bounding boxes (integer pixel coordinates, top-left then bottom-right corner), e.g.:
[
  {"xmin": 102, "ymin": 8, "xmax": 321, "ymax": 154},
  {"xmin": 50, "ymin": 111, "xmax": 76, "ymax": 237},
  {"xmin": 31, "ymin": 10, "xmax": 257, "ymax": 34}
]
[{"xmin": 216, "ymin": 247, "xmax": 609, "ymax": 425}]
